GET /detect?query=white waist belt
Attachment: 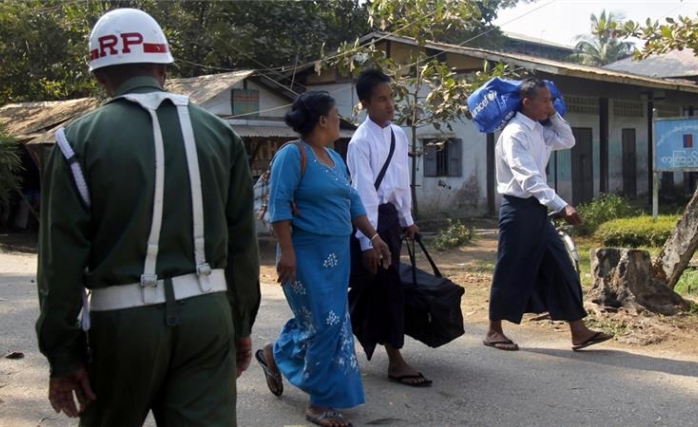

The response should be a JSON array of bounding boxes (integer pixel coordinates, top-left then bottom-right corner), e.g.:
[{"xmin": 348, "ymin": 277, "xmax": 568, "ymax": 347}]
[{"xmin": 89, "ymin": 269, "xmax": 227, "ymax": 312}]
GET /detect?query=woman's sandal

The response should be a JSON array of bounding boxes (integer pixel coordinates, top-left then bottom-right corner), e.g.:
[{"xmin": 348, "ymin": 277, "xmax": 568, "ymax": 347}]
[
  {"xmin": 306, "ymin": 409, "xmax": 353, "ymax": 427},
  {"xmin": 254, "ymin": 348, "xmax": 283, "ymax": 397}
]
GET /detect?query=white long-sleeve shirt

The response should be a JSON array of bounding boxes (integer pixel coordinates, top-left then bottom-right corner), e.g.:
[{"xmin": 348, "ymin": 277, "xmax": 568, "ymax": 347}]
[
  {"xmin": 495, "ymin": 112, "xmax": 575, "ymax": 212},
  {"xmin": 347, "ymin": 117, "xmax": 414, "ymax": 250}
]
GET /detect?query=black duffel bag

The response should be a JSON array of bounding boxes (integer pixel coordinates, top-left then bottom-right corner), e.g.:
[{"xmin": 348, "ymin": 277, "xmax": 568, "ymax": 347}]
[{"xmin": 402, "ymin": 235, "xmax": 465, "ymax": 348}]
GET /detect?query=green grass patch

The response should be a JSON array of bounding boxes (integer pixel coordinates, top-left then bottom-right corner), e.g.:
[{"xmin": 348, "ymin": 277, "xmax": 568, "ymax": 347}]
[
  {"xmin": 675, "ymin": 268, "xmax": 698, "ymax": 297},
  {"xmin": 574, "ymin": 194, "xmax": 638, "ymax": 236},
  {"xmin": 471, "ymin": 259, "xmax": 496, "ymax": 274},
  {"xmin": 434, "ymin": 219, "xmax": 476, "ymax": 250},
  {"xmin": 583, "ymin": 316, "xmax": 630, "ymax": 336},
  {"xmin": 572, "ymin": 238, "xmax": 595, "ymax": 288},
  {"xmin": 594, "ymin": 215, "xmax": 679, "ymax": 247}
]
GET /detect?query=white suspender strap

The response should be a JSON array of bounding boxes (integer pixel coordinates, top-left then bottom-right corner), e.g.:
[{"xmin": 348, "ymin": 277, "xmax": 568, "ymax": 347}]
[
  {"xmin": 173, "ymin": 101, "xmax": 212, "ymax": 291},
  {"xmin": 120, "ymin": 93, "xmax": 167, "ymax": 304},
  {"xmin": 143, "ymin": 106, "xmax": 165, "ymax": 303},
  {"xmin": 118, "ymin": 92, "xmax": 212, "ymax": 297},
  {"xmin": 55, "ymin": 127, "xmax": 91, "ymax": 207}
]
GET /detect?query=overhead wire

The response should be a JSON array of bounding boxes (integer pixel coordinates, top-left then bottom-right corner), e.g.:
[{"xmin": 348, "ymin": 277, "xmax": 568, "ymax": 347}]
[
  {"xmin": 227, "ymin": 0, "xmax": 560, "ymax": 119},
  {"xmin": 24, "ymin": 0, "xmax": 559, "ymax": 119}
]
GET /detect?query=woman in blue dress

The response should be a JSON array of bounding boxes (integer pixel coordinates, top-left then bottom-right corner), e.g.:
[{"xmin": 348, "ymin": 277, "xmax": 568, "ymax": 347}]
[{"xmin": 255, "ymin": 91, "xmax": 391, "ymax": 427}]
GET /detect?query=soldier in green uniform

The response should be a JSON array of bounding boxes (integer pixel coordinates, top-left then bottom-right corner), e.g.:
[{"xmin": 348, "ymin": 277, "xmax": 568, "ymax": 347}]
[{"xmin": 36, "ymin": 8, "xmax": 261, "ymax": 426}]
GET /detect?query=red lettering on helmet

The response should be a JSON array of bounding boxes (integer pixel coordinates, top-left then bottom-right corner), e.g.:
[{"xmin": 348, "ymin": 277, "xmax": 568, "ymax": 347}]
[
  {"xmin": 120, "ymin": 32, "xmax": 143, "ymax": 53},
  {"xmin": 98, "ymin": 35, "xmax": 118, "ymax": 58},
  {"xmin": 143, "ymin": 43, "xmax": 168, "ymax": 53}
]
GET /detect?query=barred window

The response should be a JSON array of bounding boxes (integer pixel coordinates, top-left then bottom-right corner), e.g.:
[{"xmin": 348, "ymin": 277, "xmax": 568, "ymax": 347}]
[
  {"xmin": 566, "ymin": 96, "xmax": 598, "ymax": 115},
  {"xmin": 614, "ymin": 100, "xmax": 644, "ymax": 118},
  {"xmin": 423, "ymin": 138, "xmax": 462, "ymax": 177}
]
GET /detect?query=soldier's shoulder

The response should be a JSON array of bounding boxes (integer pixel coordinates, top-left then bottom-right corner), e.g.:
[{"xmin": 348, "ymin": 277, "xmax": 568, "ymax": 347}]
[{"xmin": 64, "ymin": 102, "xmax": 114, "ymax": 133}]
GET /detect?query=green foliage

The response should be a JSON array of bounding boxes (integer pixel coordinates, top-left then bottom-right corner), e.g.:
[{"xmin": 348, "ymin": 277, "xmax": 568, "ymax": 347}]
[
  {"xmin": 570, "ymin": 10, "xmax": 634, "ymax": 65},
  {"xmin": 0, "ymin": 0, "xmax": 98, "ymax": 103},
  {"xmin": 674, "ymin": 269, "xmax": 698, "ymax": 298},
  {"xmin": 326, "ymin": 0, "xmax": 526, "ymax": 217},
  {"xmin": 0, "ymin": 0, "xmax": 370, "ymax": 104},
  {"xmin": 434, "ymin": 219, "xmax": 474, "ymax": 250},
  {"xmin": 619, "ymin": 14, "xmax": 698, "ymax": 59},
  {"xmin": 0, "ymin": 129, "xmax": 23, "ymax": 210},
  {"xmin": 574, "ymin": 193, "xmax": 638, "ymax": 236},
  {"xmin": 594, "ymin": 215, "xmax": 679, "ymax": 247}
]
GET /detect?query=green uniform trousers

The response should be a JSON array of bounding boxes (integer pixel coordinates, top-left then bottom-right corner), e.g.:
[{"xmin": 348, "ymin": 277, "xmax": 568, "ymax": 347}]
[{"xmin": 80, "ymin": 292, "xmax": 237, "ymax": 427}]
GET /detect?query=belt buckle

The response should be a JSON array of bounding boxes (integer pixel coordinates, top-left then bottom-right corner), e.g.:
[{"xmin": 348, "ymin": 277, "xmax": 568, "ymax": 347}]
[
  {"xmin": 140, "ymin": 274, "xmax": 158, "ymax": 303},
  {"xmin": 196, "ymin": 263, "xmax": 211, "ymax": 277},
  {"xmin": 196, "ymin": 263, "xmax": 212, "ymax": 292}
]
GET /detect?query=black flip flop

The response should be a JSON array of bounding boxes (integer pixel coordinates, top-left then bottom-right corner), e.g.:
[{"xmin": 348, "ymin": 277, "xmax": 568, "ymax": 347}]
[
  {"xmin": 483, "ymin": 338, "xmax": 520, "ymax": 351},
  {"xmin": 255, "ymin": 349, "xmax": 283, "ymax": 396},
  {"xmin": 572, "ymin": 332, "xmax": 613, "ymax": 351},
  {"xmin": 388, "ymin": 372, "xmax": 433, "ymax": 387}
]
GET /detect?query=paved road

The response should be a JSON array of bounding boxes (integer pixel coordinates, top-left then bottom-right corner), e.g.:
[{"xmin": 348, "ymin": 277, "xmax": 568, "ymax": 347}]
[{"xmin": 1, "ymin": 251, "xmax": 697, "ymax": 427}]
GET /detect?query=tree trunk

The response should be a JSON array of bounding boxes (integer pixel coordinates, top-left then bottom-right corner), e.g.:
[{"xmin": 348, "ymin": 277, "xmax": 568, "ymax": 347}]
[
  {"xmin": 589, "ymin": 248, "xmax": 689, "ymax": 315},
  {"xmin": 411, "ymin": 123, "xmax": 418, "ymax": 219},
  {"xmin": 652, "ymin": 186, "xmax": 698, "ymax": 289}
]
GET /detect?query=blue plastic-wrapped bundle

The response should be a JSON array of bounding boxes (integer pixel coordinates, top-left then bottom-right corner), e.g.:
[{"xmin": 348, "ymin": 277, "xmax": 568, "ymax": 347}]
[{"xmin": 467, "ymin": 77, "xmax": 567, "ymax": 133}]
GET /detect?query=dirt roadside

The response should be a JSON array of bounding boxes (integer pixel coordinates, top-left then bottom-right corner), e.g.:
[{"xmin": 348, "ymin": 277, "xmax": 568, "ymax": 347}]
[
  {"xmin": 404, "ymin": 223, "xmax": 698, "ymax": 359},
  {"xmin": 4, "ymin": 223, "xmax": 698, "ymax": 361}
]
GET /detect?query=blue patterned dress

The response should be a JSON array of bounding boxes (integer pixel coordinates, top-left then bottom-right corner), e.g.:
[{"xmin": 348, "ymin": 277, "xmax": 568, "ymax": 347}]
[{"xmin": 268, "ymin": 141, "xmax": 366, "ymax": 408}]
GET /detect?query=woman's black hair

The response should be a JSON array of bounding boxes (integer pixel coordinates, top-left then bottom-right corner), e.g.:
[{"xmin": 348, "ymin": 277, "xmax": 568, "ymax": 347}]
[
  {"xmin": 355, "ymin": 68, "xmax": 391, "ymax": 103},
  {"xmin": 284, "ymin": 91, "xmax": 335, "ymax": 137}
]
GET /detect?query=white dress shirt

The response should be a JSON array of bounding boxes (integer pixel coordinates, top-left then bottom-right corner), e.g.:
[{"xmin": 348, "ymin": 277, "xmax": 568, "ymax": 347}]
[
  {"xmin": 347, "ymin": 117, "xmax": 414, "ymax": 250},
  {"xmin": 495, "ymin": 112, "xmax": 575, "ymax": 212}
]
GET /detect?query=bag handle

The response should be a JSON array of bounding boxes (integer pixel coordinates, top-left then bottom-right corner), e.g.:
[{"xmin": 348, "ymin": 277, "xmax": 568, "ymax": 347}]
[{"xmin": 404, "ymin": 234, "xmax": 443, "ymax": 278}]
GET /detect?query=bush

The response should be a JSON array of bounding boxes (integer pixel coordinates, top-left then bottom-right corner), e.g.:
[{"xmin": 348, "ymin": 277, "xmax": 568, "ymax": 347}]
[
  {"xmin": 0, "ymin": 130, "xmax": 24, "ymax": 211},
  {"xmin": 434, "ymin": 219, "xmax": 474, "ymax": 250},
  {"xmin": 594, "ymin": 215, "xmax": 679, "ymax": 247},
  {"xmin": 574, "ymin": 193, "xmax": 637, "ymax": 236}
]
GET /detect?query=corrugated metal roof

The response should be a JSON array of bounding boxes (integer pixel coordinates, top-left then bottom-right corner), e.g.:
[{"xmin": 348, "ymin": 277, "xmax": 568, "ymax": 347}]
[
  {"xmin": 604, "ymin": 50, "xmax": 698, "ymax": 79},
  {"xmin": 8, "ymin": 71, "xmax": 257, "ymax": 145},
  {"xmin": 234, "ymin": 125, "xmax": 354, "ymax": 138},
  {"xmin": 165, "ymin": 70, "xmax": 254, "ymax": 105},
  {"xmin": 502, "ymin": 31, "xmax": 576, "ymax": 51},
  {"xmin": 0, "ymin": 98, "xmax": 99, "ymax": 138},
  {"xmin": 360, "ymin": 32, "xmax": 698, "ymax": 93}
]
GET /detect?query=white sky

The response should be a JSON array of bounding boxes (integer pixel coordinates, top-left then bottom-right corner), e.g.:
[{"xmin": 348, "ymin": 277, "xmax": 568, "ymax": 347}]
[{"xmin": 494, "ymin": 0, "xmax": 698, "ymax": 47}]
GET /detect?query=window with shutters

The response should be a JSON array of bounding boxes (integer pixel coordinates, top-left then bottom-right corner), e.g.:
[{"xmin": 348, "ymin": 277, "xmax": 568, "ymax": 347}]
[{"xmin": 423, "ymin": 138, "xmax": 462, "ymax": 177}]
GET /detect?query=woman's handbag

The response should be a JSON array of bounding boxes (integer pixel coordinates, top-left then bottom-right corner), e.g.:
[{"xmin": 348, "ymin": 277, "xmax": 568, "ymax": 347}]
[{"xmin": 401, "ymin": 235, "xmax": 465, "ymax": 348}]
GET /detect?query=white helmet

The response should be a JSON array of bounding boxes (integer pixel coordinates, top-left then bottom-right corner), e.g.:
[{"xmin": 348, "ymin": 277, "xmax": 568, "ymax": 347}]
[{"xmin": 88, "ymin": 8, "xmax": 174, "ymax": 72}]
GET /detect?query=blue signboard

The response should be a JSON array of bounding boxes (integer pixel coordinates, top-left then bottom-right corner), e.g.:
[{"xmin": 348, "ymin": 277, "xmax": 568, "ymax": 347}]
[{"xmin": 655, "ymin": 117, "xmax": 698, "ymax": 171}]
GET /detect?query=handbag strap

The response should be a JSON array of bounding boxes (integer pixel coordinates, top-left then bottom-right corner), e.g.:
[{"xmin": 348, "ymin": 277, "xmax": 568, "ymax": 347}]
[
  {"xmin": 272, "ymin": 140, "xmax": 307, "ymax": 174},
  {"xmin": 404, "ymin": 234, "xmax": 443, "ymax": 278},
  {"xmin": 405, "ymin": 236, "xmax": 418, "ymax": 286},
  {"xmin": 373, "ymin": 128, "xmax": 396, "ymax": 191}
]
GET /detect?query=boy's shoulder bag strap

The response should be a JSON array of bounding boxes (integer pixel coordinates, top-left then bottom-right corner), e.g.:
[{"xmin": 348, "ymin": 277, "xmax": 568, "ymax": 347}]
[{"xmin": 373, "ymin": 128, "xmax": 396, "ymax": 191}]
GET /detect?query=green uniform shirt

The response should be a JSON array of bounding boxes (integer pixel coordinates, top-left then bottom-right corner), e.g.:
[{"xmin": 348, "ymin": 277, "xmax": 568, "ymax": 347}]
[{"xmin": 36, "ymin": 76, "xmax": 261, "ymax": 376}]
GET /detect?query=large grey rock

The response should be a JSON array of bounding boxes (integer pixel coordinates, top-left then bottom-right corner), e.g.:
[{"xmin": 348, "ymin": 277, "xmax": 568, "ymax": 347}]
[{"xmin": 589, "ymin": 248, "xmax": 689, "ymax": 315}]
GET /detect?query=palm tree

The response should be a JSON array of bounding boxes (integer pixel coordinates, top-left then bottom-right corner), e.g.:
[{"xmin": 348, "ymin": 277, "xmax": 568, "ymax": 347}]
[{"xmin": 572, "ymin": 10, "xmax": 634, "ymax": 66}]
